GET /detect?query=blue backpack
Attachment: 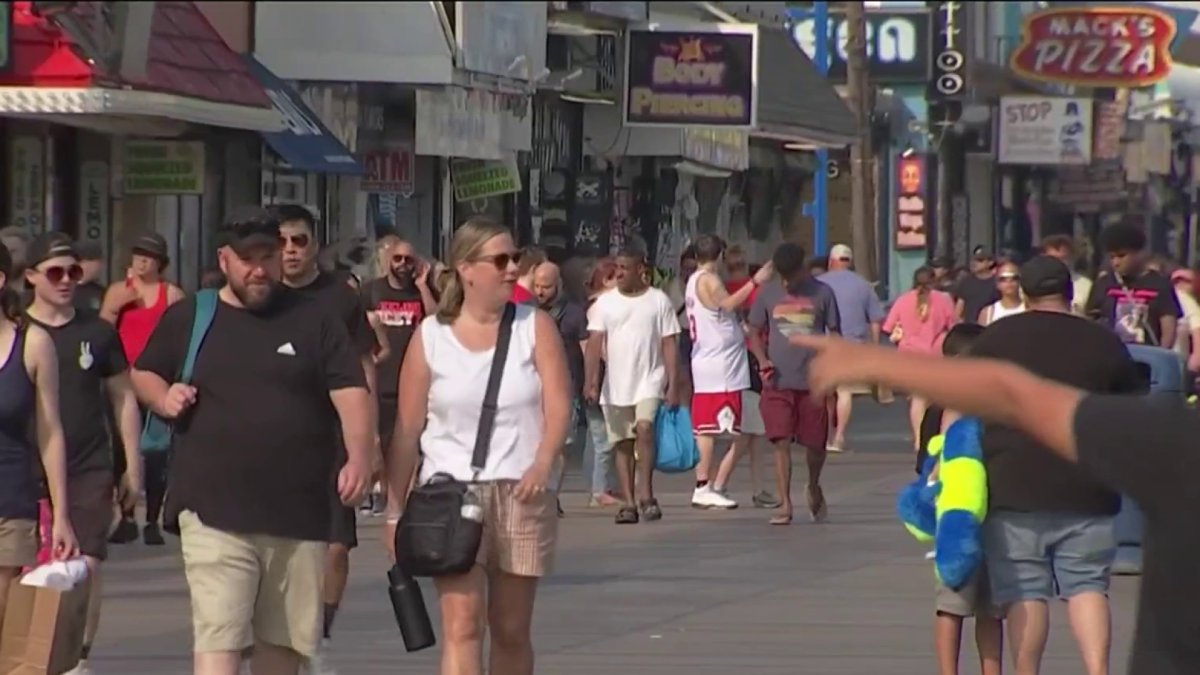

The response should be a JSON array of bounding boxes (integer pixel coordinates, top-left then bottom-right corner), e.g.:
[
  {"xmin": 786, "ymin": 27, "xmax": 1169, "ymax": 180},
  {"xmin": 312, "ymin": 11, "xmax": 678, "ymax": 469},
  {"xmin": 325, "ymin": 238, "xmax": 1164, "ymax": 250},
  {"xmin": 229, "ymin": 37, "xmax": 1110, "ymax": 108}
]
[
  {"xmin": 139, "ymin": 289, "xmax": 218, "ymax": 454},
  {"xmin": 654, "ymin": 406, "xmax": 700, "ymax": 473}
]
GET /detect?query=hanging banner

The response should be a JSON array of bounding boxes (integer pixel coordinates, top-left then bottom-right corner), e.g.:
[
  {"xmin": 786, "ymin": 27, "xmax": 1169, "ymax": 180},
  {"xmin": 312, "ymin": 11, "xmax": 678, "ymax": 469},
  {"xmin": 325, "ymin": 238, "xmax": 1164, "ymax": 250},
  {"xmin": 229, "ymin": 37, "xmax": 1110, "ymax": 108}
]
[
  {"xmin": 9, "ymin": 135, "xmax": 44, "ymax": 234},
  {"xmin": 895, "ymin": 154, "xmax": 927, "ymax": 250},
  {"xmin": 451, "ymin": 158, "xmax": 521, "ymax": 202},
  {"xmin": 360, "ymin": 144, "xmax": 415, "ymax": 195},
  {"xmin": 123, "ymin": 141, "xmax": 205, "ymax": 195},
  {"xmin": 1009, "ymin": 7, "xmax": 1176, "ymax": 88},
  {"xmin": 77, "ymin": 161, "xmax": 109, "ymax": 266},
  {"xmin": 998, "ymin": 97, "xmax": 1093, "ymax": 166},
  {"xmin": 624, "ymin": 25, "xmax": 757, "ymax": 128}
]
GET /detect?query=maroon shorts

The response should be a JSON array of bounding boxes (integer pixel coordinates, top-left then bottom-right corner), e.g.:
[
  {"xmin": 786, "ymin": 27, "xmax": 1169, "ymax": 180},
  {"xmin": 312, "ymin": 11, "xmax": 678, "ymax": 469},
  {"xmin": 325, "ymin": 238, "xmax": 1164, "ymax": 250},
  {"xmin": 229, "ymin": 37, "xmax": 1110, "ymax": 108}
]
[{"xmin": 759, "ymin": 386, "xmax": 830, "ymax": 450}]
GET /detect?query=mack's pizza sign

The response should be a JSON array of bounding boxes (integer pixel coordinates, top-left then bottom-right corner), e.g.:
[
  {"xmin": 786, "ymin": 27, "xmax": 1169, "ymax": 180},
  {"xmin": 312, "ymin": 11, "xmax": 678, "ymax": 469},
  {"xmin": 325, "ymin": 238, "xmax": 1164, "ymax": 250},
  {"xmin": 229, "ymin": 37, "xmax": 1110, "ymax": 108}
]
[{"xmin": 1010, "ymin": 6, "xmax": 1176, "ymax": 88}]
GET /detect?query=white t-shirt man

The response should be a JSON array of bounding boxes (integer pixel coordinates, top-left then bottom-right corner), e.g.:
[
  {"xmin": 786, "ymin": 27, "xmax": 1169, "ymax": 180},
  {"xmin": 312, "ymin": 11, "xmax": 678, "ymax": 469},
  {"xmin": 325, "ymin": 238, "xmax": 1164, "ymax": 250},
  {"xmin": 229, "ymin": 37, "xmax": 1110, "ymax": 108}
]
[{"xmin": 588, "ymin": 287, "xmax": 679, "ymax": 406}]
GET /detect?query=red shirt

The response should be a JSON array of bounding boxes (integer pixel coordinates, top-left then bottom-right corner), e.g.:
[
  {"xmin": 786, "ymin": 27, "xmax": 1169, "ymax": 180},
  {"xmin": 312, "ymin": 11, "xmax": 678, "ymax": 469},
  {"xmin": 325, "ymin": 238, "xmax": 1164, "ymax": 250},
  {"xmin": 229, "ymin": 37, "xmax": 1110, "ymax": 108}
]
[
  {"xmin": 725, "ymin": 278, "xmax": 759, "ymax": 309},
  {"xmin": 511, "ymin": 284, "xmax": 535, "ymax": 305},
  {"xmin": 116, "ymin": 281, "xmax": 169, "ymax": 364}
]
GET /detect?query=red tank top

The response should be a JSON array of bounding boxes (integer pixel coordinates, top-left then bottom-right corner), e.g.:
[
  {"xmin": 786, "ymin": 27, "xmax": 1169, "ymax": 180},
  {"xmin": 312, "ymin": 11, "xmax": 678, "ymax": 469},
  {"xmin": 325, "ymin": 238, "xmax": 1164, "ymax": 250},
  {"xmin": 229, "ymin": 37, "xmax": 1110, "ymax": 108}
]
[{"xmin": 116, "ymin": 282, "xmax": 169, "ymax": 364}]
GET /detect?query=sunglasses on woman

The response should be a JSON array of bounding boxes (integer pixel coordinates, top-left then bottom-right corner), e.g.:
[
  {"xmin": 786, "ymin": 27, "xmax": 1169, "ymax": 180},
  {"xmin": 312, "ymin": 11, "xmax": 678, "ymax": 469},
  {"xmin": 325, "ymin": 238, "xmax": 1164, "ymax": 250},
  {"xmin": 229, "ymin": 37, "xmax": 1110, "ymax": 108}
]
[
  {"xmin": 473, "ymin": 252, "xmax": 519, "ymax": 270},
  {"xmin": 39, "ymin": 263, "xmax": 84, "ymax": 284}
]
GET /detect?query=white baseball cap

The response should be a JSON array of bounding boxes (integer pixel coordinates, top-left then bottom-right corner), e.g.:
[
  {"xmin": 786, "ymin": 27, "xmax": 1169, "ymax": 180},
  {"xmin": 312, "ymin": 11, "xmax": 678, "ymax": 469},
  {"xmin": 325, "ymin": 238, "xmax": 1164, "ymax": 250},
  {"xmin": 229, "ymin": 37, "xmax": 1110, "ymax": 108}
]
[{"xmin": 830, "ymin": 244, "xmax": 853, "ymax": 260}]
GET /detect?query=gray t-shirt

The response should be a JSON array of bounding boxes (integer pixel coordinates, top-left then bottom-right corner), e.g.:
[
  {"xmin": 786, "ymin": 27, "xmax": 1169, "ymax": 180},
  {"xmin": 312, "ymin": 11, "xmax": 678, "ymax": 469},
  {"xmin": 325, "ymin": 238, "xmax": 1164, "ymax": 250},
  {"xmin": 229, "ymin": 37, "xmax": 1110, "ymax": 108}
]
[
  {"xmin": 817, "ymin": 269, "xmax": 883, "ymax": 343},
  {"xmin": 748, "ymin": 278, "xmax": 840, "ymax": 391}
]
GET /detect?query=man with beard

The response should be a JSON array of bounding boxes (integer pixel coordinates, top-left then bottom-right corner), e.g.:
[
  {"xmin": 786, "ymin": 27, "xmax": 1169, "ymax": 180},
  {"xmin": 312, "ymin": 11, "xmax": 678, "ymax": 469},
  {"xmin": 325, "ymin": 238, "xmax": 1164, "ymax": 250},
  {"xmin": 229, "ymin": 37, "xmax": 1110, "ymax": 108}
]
[
  {"xmin": 534, "ymin": 261, "xmax": 588, "ymax": 514},
  {"xmin": 271, "ymin": 204, "xmax": 376, "ymax": 672},
  {"xmin": 132, "ymin": 207, "xmax": 371, "ymax": 675},
  {"xmin": 359, "ymin": 237, "xmax": 437, "ymax": 514},
  {"xmin": 23, "ymin": 234, "xmax": 142, "ymax": 673}
]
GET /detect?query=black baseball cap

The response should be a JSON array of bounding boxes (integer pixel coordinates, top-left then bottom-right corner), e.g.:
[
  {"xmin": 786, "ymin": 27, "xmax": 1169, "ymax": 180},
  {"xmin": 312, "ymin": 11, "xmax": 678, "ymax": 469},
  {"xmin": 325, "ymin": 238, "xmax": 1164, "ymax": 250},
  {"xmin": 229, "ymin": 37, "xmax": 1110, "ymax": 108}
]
[
  {"xmin": 26, "ymin": 232, "xmax": 78, "ymax": 268},
  {"xmin": 1020, "ymin": 255, "xmax": 1072, "ymax": 300},
  {"xmin": 929, "ymin": 255, "xmax": 950, "ymax": 268},
  {"xmin": 131, "ymin": 232, "xmax": 169, "ymax": 263},
  {"xmin": 216, "ymin": 206, "xmax": 281, "ymax": 255},
  {"xmin": 971, "ymin": 245, "xmax": 993, "ymax": 260}
]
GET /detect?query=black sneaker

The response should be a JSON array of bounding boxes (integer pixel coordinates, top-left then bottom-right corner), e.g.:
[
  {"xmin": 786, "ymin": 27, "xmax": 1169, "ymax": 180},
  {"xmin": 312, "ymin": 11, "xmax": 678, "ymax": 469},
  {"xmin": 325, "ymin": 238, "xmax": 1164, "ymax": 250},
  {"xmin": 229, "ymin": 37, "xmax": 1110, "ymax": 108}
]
[
  {"xmin": 143, "ymin": 523, "xmax": 166, "ymax": 546},
  {"xmin": 108, "ymin": 517, "xmax": 138, "ymax": 544}
]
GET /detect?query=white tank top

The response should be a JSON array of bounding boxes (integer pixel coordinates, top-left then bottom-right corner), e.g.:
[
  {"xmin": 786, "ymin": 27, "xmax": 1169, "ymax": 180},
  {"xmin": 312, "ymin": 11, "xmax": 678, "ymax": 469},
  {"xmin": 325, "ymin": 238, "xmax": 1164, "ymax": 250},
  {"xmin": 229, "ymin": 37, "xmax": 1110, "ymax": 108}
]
[
  {"xmin": 685, "ymin": 270, "xmax": 750, "ymax": 393},
  {"xmin": 418, "ymin": 304, "xmax": 544, "ymax": 483},
  {"xmin": 985, "ymin": 300, "xmax": 1025, "ymax": 325}
]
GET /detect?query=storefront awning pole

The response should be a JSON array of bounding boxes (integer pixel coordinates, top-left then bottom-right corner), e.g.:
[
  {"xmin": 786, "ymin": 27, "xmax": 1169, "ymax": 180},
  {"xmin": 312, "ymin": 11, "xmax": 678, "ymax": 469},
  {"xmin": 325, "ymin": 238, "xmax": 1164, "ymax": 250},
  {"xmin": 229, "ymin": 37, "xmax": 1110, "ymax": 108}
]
[{"xmin": 793, "ymin": 1, "xmax": 831, "ymax": 255}]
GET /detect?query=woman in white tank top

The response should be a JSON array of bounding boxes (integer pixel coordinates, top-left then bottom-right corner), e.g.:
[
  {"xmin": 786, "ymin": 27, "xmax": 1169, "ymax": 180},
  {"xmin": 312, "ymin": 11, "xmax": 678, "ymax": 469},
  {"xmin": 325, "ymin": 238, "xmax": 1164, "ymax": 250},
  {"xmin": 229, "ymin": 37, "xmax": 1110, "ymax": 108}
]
[
  {"xmin": 383, "ymin": 217, "xmax": 572, "ymax": 674},
  {"xmin": 978, "ymin": 260, "xmax": 1026, "ymax": 326}
]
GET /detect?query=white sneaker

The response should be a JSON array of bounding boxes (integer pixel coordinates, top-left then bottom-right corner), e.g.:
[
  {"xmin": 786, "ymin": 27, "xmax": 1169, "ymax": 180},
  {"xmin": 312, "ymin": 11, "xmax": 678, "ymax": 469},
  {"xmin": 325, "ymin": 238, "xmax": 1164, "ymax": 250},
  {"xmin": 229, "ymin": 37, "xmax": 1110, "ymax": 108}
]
[
  {"xmin": 64, "ymin": 662, "xmax": 94, "ymax": 675},
  {"xmin": 305, "ymin": 641, "xmax": 338, "ymax": 675},
  {"xmin": 691, "ymin": 485, "xmax": 738, "ymax": 509}
]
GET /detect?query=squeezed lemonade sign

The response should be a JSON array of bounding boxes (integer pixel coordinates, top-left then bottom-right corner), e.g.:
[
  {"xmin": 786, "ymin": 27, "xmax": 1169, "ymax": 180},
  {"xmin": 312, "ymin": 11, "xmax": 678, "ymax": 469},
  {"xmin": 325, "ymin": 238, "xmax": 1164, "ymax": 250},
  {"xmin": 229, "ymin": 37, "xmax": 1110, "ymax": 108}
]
[
  {"xmin": 624, "ymin": 27, "xmax": 756, "ymax": 128},
  {"xmin": 123, "ymin": 141, "xmax": 205, "ymax": 195}
]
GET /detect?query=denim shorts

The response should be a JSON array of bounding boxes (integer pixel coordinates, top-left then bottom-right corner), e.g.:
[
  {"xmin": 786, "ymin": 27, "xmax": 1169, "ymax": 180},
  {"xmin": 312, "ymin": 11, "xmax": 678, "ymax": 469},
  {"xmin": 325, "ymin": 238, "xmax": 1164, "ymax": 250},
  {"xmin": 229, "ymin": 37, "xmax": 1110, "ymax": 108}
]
[{"xmin": 982, "ymin": 510, "xmax": 1116, "ymax": 606}]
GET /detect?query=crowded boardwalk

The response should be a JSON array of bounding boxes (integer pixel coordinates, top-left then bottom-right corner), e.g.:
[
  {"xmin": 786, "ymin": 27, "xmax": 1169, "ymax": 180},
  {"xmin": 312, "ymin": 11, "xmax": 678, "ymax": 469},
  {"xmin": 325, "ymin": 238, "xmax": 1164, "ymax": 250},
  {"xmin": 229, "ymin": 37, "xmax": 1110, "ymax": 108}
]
[{"xmin": 87, "ymin": 404, "xmax": 1137, "ymax": 674}]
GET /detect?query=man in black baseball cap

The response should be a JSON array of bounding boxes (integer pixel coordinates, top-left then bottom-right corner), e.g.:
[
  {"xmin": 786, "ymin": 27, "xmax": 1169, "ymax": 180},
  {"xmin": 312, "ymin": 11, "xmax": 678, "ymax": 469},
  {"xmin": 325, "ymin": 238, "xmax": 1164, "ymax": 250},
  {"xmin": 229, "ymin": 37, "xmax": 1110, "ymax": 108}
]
[
  {"xmin": 953, "ymin": 245, "xmax": 999, "ymax": 324},
  {"xmin": 1020, "ymin": 254, "xmax": 1074, "ymax": 303},
  {"xmin": 130, "ymin": 205, "xmax": 371, "ymax": 672}
]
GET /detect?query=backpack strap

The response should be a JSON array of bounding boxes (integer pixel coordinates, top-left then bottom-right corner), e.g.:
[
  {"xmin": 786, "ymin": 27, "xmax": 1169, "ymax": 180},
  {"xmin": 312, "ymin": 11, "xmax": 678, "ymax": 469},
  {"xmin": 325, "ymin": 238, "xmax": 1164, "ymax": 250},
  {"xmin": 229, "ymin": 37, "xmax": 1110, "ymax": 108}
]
[
  {"xmin": 470, "ymin": 302, "xmax": 517, "ymax": 475},
  {"xmin": 180, "ymin": 289, "xmax": 218, "ymax": 384}
]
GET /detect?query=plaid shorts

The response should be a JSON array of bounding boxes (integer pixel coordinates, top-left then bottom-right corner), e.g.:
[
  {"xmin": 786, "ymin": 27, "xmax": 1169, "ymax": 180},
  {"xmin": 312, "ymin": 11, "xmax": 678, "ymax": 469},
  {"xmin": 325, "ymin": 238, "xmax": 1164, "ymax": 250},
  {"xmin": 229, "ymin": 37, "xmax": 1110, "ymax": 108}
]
[{"xmin": 475, "ymin": 481, "xmax": 559, "ymax": 578}]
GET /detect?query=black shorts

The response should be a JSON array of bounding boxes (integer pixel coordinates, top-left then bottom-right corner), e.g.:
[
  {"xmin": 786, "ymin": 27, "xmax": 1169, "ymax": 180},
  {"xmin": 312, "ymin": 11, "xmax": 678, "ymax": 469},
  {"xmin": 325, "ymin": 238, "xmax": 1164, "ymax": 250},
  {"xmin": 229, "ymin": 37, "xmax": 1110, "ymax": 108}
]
[{"xmin": 379, "ymin": 396, "xmax": 398, "ymax": 455}]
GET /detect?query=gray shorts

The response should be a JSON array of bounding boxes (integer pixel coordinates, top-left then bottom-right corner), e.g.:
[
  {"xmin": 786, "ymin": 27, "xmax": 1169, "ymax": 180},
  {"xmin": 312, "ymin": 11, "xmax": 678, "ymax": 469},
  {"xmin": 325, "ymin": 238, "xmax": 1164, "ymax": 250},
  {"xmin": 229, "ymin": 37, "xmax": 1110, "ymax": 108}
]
[
  {"xmin": 935, "ymin": 563, "xmax": 999, "ymax": 618},
  {"xmin": 983, "ymin": 510, "xmax": 1116, "ymax": 606}
]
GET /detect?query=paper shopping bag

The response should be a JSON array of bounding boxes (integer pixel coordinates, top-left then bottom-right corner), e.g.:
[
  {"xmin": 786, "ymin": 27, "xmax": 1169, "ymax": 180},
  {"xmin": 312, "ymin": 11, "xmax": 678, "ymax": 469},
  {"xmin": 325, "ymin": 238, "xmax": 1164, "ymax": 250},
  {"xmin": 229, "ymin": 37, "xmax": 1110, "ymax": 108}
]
[{"xmin": 0, "ymin": 578, "xmax": 90, "ymax": 675}]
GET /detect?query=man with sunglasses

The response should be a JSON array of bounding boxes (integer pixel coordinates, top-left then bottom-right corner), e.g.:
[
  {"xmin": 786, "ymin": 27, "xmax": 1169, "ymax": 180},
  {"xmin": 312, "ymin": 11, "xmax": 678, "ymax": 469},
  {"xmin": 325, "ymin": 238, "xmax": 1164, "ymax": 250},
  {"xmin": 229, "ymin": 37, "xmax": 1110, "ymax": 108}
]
[
  {"xmin": 953, "ymin": 246, "xmax": 1000, "ymax": 324},
  {"xmin": 359, "ymin": 237, "xmax": 437, "ymax": 514},
  {"xmin": 23, "ymin": 233, "xmax": 142, "ymax": 673},
  {"xmin": 272, "ymin": 204, "xmax": 377, "ymax": 672}
]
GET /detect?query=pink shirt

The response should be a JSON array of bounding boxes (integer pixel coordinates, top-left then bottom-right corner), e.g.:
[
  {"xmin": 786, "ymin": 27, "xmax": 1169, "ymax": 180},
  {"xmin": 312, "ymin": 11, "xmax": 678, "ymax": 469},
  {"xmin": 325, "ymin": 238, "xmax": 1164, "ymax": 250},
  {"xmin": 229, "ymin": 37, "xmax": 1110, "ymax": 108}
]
[{"xmin": 883, "ymin": 289, "xmax": 957, "ymax": 355}]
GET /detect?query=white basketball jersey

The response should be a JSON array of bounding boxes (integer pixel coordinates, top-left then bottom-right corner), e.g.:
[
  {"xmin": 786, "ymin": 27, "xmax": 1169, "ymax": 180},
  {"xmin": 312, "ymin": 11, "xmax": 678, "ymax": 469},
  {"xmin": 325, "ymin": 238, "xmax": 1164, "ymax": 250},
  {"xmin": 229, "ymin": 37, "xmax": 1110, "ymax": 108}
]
[{"xmin": 685, "ymin": 271, "xmax": 750, "ymax": 393}]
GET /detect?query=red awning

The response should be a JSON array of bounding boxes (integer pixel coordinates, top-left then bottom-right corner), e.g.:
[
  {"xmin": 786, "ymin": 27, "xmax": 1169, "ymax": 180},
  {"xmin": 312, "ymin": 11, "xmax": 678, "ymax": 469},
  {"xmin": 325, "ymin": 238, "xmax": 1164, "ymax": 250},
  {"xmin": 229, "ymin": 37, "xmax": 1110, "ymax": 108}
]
[{"xmin": 0, "ymin": 2, "xmax": 279, "ymax": 131}]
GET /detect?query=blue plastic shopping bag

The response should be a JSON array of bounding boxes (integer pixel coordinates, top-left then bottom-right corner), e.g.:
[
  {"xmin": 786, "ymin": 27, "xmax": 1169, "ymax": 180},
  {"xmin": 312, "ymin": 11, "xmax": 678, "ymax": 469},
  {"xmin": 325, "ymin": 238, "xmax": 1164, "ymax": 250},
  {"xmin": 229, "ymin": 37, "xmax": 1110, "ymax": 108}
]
[{"xmin": 654, "ymin": 406, "xmax": 700, "ymax": 473}]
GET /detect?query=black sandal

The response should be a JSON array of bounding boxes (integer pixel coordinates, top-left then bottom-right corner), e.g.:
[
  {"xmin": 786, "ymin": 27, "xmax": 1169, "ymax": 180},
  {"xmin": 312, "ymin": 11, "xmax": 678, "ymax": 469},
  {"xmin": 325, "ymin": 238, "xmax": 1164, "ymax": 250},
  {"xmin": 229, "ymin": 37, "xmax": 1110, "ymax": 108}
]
[
  {"xmin": 639, "ymin": 499, "xmax": 663, "ymax": 522},
  {"xmin": 615, "ymin": 505, "xmax": 639, "ymax": 524}
]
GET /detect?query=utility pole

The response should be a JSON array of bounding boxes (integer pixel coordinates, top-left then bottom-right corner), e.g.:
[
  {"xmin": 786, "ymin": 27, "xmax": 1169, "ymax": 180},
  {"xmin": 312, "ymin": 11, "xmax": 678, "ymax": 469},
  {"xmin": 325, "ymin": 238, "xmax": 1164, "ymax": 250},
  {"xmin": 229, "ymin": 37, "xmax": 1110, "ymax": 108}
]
[{"xmin": 844, "ymin": 1, "xmax": 876, "ymax": 281}]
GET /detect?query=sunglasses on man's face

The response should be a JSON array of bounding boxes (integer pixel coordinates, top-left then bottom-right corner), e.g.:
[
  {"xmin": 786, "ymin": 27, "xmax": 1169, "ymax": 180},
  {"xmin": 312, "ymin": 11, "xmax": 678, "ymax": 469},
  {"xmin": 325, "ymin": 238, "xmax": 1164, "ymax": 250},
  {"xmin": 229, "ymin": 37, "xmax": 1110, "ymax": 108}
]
[
  {"xmin": 997, "ymin": 274, "xmax": 1019, "ymax": 282},
  {"xmin": 40, "ymin": 263, "xmax": 83, "ymax": 285},
  {"xmin": 392, "ymin": 254, "xmax": 415, "ymax": 265},
  {"xmin": 280, "ymin": 234, "xmax": 310, "ymax": 248},
  {"xmin": 473, "ymin": 252, "xmax": 519, "ymax": 270}
]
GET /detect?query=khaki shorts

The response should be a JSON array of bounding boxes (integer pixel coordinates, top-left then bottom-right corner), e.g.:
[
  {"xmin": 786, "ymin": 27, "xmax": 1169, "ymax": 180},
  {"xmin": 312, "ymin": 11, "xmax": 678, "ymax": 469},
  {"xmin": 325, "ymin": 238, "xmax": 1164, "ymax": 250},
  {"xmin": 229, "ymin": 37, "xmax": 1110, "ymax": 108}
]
[
  {"xmin": 179, "ymin": 510, "xmax": 326, "ymax": 656},
  {"xmin": 935, "ymin": 563, "xmax": 1000, "ymax": 618},
  {"xmin": 476, "ymin": 482, "xmax": 559, "ymax": 578},
  {"xmin": 602, "ymin": 399, "xmax": 662, "ymax": 443},
  {"xmin": 741, "ymin": 391, "xmax": 766, "ymax": 437},
  {"xmin": 0, "ymin": 518, "xmax": 37, "ymax": 568}
]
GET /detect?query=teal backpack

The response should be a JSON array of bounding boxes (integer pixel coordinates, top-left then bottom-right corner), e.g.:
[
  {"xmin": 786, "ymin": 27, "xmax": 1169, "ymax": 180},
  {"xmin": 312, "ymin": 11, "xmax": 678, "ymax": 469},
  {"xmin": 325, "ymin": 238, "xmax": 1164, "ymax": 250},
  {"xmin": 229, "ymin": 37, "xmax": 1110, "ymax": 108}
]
[{"xmin": 139, "ymin": 289, "xmax": 218, "ymax": 454}]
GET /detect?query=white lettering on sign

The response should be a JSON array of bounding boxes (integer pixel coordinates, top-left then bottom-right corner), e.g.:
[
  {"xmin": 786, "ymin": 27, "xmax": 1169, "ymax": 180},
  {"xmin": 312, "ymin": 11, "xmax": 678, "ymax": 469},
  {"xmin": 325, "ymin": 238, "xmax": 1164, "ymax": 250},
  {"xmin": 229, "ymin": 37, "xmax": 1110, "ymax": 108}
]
[
  {"xmin": 1046, "ymin": 15, "xmax": 1157, "ymax": 39},
  {"xmin": 1031, "ymin": 40, "xmax": 1155, "ymax": 77},
  {"xmin": 791, "ymin": 15, "xmax": 920, "ymax": 66},
  {"xmin": 652, "ymin": 57, "xmax": 726, "ymax": 86},
  {"xmin": 266, "ymin": 89, "xmax": 323, "ymax": 136}
]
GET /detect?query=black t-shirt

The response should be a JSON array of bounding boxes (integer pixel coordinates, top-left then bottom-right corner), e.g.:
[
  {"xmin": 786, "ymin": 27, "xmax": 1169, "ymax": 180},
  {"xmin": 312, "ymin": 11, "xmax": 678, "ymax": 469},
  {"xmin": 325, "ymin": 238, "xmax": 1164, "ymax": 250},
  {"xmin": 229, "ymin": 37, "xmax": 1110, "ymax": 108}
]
[
  {"xmin": 27, "ymin": 310, "xmax": 126, "ymax": 475},
  {"xmin": 134, "ymin": 291, "xmax": 366, "ymax": 540},
  {"xmin": 952, "ymin": 274, "xmax": 999, "ymax": 325},
  {"xmin": 1084, "ymin": 270, "xmax": 1181, "ymax": 346},
  {"xmin": 73, "ymin": 282, "xmax": 105, "ymax": 313},
  {"xmin": 547, "ymin": 297, "xmax": 588, "ymax": 398},
  {"xmin": 971, "ymin": 311, "xmax": 1141, "ymax": 515},
  {"xmin": 1073, "ymin": 394, "xmax": 1200, "ymax": 674},
  {"xmin": 360, "ymin": 278, "xmax": 425, "ymax": 401},
  {"xmin": 915, "ymin": 405, "xmax": 944, "ymax": 474},
  {"xmin": 291, "ymin": 272, "xmax": 375, "ymax": 358}
]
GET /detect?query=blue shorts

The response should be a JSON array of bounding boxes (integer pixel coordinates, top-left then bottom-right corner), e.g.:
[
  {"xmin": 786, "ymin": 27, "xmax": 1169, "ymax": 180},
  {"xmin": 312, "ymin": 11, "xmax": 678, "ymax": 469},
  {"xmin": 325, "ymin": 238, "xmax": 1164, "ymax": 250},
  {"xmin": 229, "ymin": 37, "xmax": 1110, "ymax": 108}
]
[{"xmin": 983, "ymin": 510, "xmax": 1116, "ymax": 606}]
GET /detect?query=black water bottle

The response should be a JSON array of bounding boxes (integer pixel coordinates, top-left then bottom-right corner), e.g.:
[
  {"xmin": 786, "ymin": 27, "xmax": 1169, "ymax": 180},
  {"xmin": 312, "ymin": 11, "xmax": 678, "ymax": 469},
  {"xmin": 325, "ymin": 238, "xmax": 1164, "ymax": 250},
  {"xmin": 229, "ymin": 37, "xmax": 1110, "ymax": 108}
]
[{"xmin": 388, "ymin": 565, "xmax": 436, "ymax": 652}]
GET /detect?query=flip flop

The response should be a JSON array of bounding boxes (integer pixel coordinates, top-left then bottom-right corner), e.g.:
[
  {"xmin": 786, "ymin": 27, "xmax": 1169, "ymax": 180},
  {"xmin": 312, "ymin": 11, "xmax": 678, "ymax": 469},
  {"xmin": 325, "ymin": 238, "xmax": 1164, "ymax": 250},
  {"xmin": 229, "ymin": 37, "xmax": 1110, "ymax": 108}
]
[
  {"xmin": 769, "ymin": 512, "xmax": 792, "ymax": 526},
  {"xmin": 826, "ymin": 442, "xmax": 846, "ymax": 453},
  {"xmin": 807, "ymin": 485, "xmax": 828, "ymax": 523}
]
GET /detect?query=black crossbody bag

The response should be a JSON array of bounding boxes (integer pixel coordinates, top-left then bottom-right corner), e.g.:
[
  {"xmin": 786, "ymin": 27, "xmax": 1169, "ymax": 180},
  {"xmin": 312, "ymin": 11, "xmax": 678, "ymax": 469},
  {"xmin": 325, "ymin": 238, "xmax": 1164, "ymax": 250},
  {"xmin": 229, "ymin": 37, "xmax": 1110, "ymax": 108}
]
[{"xmin": 395, "ymin": 303, "xmax": 516, "ymax": 577}]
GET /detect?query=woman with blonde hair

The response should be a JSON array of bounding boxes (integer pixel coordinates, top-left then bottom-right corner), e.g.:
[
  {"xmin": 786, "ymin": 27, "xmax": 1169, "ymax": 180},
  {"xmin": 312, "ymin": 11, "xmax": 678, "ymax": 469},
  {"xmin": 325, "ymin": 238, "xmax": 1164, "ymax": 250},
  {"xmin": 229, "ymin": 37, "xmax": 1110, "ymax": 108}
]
[
  {"xmin": 882, "ymin": 266, "xmax": 957, "ymax": 454},
  {"xmin": 385, "ymin": 216, "xmax": 571, "ymax": 675},
  {"xmin": 977, "ymin": 259, "xmax": 1026, "ymax": 326}
]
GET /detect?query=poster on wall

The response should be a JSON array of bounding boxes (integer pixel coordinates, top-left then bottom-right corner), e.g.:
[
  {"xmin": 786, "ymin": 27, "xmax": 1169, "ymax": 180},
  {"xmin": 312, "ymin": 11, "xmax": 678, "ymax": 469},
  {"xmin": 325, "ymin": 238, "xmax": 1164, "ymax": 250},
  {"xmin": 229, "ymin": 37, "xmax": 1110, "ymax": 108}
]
[
  {"xmin": 123, "ymin": 141, "xmax": 205, "ymax": 195},
  {"xmin": 895, "ymin": 154, "xmax": 927, "ymax": 250},
  {"xmin": 9, "ymin": 135, "xmax": 44, "ymax": 234},
  {"xmin": 998, "ymin": 96, "xmax": 1093, "ymax": 166},
  {"xmin": 78, "ymin": 161, "xmax": 109, "ymax": 274},
  {"xmin": 624, "ymin": 26, "xmax": 757, "ymax": 128}
]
